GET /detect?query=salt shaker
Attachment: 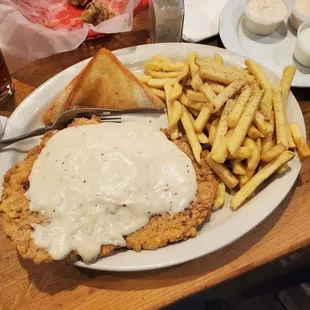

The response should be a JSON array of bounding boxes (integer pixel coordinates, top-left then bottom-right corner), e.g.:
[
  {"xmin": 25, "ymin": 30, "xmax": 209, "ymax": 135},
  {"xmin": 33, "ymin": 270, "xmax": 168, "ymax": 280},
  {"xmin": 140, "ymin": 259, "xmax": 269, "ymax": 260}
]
[{"xmin": 148, "ymin": 0, "xmax": 185, "ymax": 43}]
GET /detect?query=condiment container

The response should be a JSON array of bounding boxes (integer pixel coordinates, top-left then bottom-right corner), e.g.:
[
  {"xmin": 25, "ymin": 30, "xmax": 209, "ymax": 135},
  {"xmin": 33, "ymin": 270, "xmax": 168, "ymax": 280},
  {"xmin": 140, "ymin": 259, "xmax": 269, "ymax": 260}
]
[
  {"xmin": 244, "ymin": 0, "xmax": 291, "ymax": 36},
  {"xmin": 294, "ymin": 22, "xmax": 310, "ymax": 67},
  {"xmin": 289, "ymin": 0, "xmax": 310, "ymax": 32}
]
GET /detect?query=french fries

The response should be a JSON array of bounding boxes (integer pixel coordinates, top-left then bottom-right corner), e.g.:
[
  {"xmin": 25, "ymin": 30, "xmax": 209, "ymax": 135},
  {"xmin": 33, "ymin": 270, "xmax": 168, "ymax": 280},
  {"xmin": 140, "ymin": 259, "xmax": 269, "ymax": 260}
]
[
  {"xmin": 211, "ymin": 99, "xmax": 236, "ymax": 163},
  {"xmin": 187, "ymin": 90, "xmax": 207, "ymax": 102},
  {"xmin": 243, "ymin": 138, "xmax": 260, "ymax": 171},
  {"xmin": 228, "ymin": 86, "xmax": 252, "ymax": 128},
  {"xmin": 230, "ymin": 159, "xmax": 246, "ymax": 175},
  {"xmin": 206, "ymin": 154, "xmax": 239, "ymax": 189},
  {"xmin": 141, "ymin": 52, "xmax": 308, "ymax": 212},
  {"xmin": 167, "ymin": 100, "xmax": 182, "ymax": 132},
  {"xmin": 254, "ymin": 111, "xmax": 273, "ymax": 137},
  {"xmin": 188, "ymin": 52, "xmax": 199, "ymax": 78},
  {"xmin": 261, "ymin": 143, "xmax": 286, "ymax": 162},
  {"xmin": 148, "ymin": 70, "xmax": 180, "ymax": 79},
  {"xmin": 210, "ymin": 79, "xmax": 246, "ymax": 113},
  {"xmin": 200, "ymin": 81, "xmax": 217, "ymax": 101},
  {"xmin": 170, "ymin": 83, "xmax": 183, "ymax": 101},
  {"xmin": 228, "ymin": 91, "xmax": 263, "ymax": 155},
  {"xmin": 231, "ymin": 151, "xmax": 295, "ymax": 210},
  {"xmin": 259, "ymin": 89, "xmax": 273, "ymax": 120},
  {"xmin": 191, "ymin": 71, "xmax": 204, "ymax": 91},
  {"xmin": 135, "ymin": 74, "xmax": 151, "ymax": 84},
  {"xmin": 273, "ymin": 88, "xmax": 288, "ymax": 148},
  {"xmin": 245, "ymin": 59, "xmax": 273, "ymax": 90},
  {"xmin": 213, "ymin": 182, "xmax": 226, "ymax": 210},
  {"xmin": 181, "ymin": 106, "xmax": 202, "ymax": 163},
  {"xmin": 144, "ymin": 61, "xmax": 185, "ymax": 71},
  {"xmin": 281, "ymin": 65, "xmax": 296, "ymax": 106},
  {"xmin": 194, "ymin": 107, "xmax": 211, "ymax": 133},
  {"xmin": 290, "ymin": 122, "xmax": 310, "ymax": 160}
]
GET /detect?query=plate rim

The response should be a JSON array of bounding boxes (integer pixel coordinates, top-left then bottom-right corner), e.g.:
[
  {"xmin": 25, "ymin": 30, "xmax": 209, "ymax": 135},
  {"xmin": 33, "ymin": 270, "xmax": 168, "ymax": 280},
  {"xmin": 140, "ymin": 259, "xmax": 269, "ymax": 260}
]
[
  {"xmin": 1, "ymin": 42, "xmax": 305, "ymax": 271},
  {"xmin": 218, "ymin": 0, "xmax": 310, "ymax": 88}
]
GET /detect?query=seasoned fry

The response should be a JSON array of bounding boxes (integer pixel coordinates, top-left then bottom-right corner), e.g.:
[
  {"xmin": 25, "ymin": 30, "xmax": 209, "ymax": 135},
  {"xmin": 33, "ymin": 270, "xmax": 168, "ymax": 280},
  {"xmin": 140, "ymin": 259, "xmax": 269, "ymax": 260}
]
[
  {"xmin": 228, "ymin": 91, "xmax": 263, "ymax": 155},
  {"xmin": 245, "ymin": 59, "xmax": 273, "ymax": 90},
  {"xmin": 207, "ymin": 80, "xmax": 226, "ymax": 94},
  {"xmin": 188, "ymin": 52, "xmax": 199, "ymax": 78},
  {"xmin": 150, "ymin": 88, "xmax": 166, "ymax": 100},
  {"xmin": 148, "ymin": 70, "xmax": 180, "ymax": 79},
  {"xmin": 239, "ymin": 169, "xmax": 255, "ymax": 188},
  {"xmin": 261, "ymin": 143, "xmax": 286, "ymax": 162},
  {"xmin": 200, "ymin": 81, "xmax": 217, "ymax": 102},
  {"xmin": 189, "ymin": 108, "xmax": 199, "ymax": 117},
  {"xmin": 290, "ymin": 122, "xmax": 310, "ymax": 160},
  {"xmin": 170, "ymin": 83, "xmax": 183, "ymax": 102},
  {"xmin": 197, "ymin": 132, "xmax": 209, "ymax": 144},
  {"xmin": 227, "ymin": 147, "xmax": 254, "ymax": 160},
  {"xmin": 228, "ymin": 86, "xmax": 252, "ymax": 128},
  {"xmin": 164, "ymin": 84, "xmax": 179, "ymax": 139},
  {"xmin": 213, "ymin": 53, "xmax": 224, "ymax": 64},
  {"xmin": 213, "ymin": 182, "xmax": 226, "ymax": 210},
  {"xmin": 259, "ymin": 89, "xmax": 273, "ymax": 120},
  {"xmin": 281, "ymin": 65, "xmax": 296, "ymax": 106},
  {"xmin": 273, "ymin": 88, "xmax": 288, "ymax": 148},
  {"xmin": 256, "ymin": 137, "xmax": 262, "ymax": 155},
  {"xmin": 207, "ymin": 118, "xmax": 220, "ymax": 146},
  {"xmin": 151, "ymin": 55, "xmax": 170, "ymax": 62},
  {"xmin": 200, "ymin": 65, "xmax": 253, "ymax": 85},
  {"xmin": 191, "ymin": 71, "xmax": 204, "ymax": 91},
  {"xmin": 167, "ymin": 100, "xmax": 182, "ymax": 132},
  {"xmin": 247, "ymin": 124, "xmax": 261, "ymax": 139},
  {"xmin": 254, "ymin": 111, "xmax": 273, "ymax": 137},
  {"xmin": 211, "ymin": 131, "xmax": 233, "ymax": 164},
  {"xmin": 243, "ymin": 137, "xmax": 260, "ymax": 171},
  {"xmin": 250, "ymin": 80, "xmax": 261, "ymax": 93},
  {"xmin": 144, "ymin": 61, "xmax": 185, "ymax": 71},
  {"xmin": 187, "ymin": 90, "xmax": 207, "ymax": 102},
  {"xmin": 181, "ymin": 106, "xmax": 202, "ymax": 163},
  {"xmin": 195, "ymin": 56, "xmax": 212, "ymax": 67},
  {"xmin": 135, "ymin": 74, "xmax": 151, "ymax": 84},
  {"xmin": 177, "ymin": 62, "xmax": 190, "ymax": 82},
  {"xmin": 230, "ymin": 159, "xmax": 246, "ymax": 175},
  {"xmin": 206, "ymin": 154, "xmax": 239, "ymax": 189},
  {"xmin": 277, "ymin": 163, "xmax": 288, "ymax": 174},
  {"xmin": 211, "ymin": 99, "xmax": 236, "ymax": 163},
  {"xmin": 194, "ymin": 106, "xmax": 211, "ymax": 133},
  {"xmin": 147, "ymin": 78, "xmax": 177, "ymax": 89},
  {"xmin": 210, "ymin": 79, "xmax": 246, "ymax": 113},
  {"xmin": 231, "ymin": 151, "xmax": 295, "ymax": 210},
  {"xmin": 287, "ymin": 127, "xmax": 296, "ymax": 149},
  {"xmin": 261, "ymin": 134, "xmax": 275, "ymax": 154}
]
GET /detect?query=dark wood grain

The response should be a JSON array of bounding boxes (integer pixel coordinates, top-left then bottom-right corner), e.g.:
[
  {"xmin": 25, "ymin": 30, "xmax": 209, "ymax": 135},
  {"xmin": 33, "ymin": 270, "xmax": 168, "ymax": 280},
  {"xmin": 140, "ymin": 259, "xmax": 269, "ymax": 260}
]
[{"xmin": 1, "ymin": 8, "xmax": 310, "ymax": 310}]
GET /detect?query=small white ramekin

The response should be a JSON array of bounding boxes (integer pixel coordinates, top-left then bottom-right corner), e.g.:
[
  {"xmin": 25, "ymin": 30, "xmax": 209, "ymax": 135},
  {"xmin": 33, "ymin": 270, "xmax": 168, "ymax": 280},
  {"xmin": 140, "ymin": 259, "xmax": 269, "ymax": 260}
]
[
  {"xmin": 294, "ymin": 22, "xmax": 310, "ymax": 67},
  {"xmin": 244, "ymin": 0, "xmax": 292, "ymax": 36},
  {"xmin": 289, "ymin": 3, "xmax": 310, "ymax": 32}
]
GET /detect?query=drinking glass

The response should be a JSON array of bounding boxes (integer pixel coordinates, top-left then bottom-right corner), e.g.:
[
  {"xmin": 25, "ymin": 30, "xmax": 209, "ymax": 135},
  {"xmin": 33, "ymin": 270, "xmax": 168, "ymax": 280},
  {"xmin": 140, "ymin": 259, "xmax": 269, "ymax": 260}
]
[
  {"xmin": 0, "ymin": 50, "xmax": 14, "ymax": 104},
  {"xmin": 148, "ymin": 0, "xmax": 185, "ymax": 43}
]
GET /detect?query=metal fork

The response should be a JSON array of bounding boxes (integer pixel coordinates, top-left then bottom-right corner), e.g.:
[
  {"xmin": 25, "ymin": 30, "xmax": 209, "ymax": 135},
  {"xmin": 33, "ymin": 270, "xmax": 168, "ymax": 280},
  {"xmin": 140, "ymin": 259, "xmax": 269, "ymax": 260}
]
[{"xmin": 0, "ymin": 108, "xmax": 164, "ymax": 150}]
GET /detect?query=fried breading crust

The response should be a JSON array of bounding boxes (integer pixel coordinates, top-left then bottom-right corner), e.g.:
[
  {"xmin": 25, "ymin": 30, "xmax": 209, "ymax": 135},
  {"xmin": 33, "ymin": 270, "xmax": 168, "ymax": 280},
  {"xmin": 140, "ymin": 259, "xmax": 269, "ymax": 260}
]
[
  {"xmin": 126, "ymin": 140, "xmax": 218, "ymax": 251},
  {"xmin": 0, "ymin": 119, "xmax": 218, "ymax": 263}
]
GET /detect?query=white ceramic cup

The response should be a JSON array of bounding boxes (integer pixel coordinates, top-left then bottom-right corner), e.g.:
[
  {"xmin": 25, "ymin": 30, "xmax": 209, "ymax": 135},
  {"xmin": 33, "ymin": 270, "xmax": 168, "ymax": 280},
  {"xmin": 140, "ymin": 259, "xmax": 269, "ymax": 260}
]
[{"xmin": 294, "ymin": 22, "xmax": 310, "ymax": 67}]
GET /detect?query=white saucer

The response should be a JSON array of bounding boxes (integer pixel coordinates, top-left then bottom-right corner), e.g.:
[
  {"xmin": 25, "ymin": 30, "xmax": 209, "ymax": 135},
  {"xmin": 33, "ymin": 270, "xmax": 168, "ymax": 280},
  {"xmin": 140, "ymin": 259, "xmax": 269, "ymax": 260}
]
[
  {"xmin": 219, "ymin": 0, "xmax": 310, "ymax": 87},
  {"xmin": 183, "ymin": 0, "xmax": 229, "ymax": 42}
]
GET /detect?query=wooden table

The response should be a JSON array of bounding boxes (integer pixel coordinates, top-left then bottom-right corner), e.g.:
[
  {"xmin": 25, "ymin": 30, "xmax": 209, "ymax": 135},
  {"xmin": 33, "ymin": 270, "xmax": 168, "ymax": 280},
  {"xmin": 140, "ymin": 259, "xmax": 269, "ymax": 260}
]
[{"xmin": 1, "ymin": 8, "xmax": 310, "ymax": 310}]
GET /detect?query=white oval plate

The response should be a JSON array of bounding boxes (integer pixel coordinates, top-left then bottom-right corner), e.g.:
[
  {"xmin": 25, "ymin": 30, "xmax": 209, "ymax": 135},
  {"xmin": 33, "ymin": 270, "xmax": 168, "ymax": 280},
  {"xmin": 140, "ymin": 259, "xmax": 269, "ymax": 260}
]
[
  {"xmin": 219, "ymin": 0, "xmax": 310, "ymax": 88},
  {"xmin": 0, "ymin": 43, "xmax": 305, "ymax": 271}
]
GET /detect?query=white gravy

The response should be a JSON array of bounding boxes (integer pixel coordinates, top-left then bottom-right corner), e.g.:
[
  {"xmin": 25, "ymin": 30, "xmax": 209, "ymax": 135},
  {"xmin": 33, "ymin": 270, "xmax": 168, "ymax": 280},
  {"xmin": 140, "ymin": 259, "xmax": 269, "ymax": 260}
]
[{"xmin": 26, "ymin": 122, "xmax": 197, "ymax": 262}]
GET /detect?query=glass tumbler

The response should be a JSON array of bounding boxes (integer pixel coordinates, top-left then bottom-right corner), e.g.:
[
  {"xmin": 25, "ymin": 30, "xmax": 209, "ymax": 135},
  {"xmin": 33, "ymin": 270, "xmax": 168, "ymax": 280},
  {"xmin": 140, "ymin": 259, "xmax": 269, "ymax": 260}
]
[
  {"xmin": 148, "ymin": 0, "xmax": 185, "ymax": 43},
  {"xmin": 0, "ymin": 50, "xmax": 14, "ymax": 104}
]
